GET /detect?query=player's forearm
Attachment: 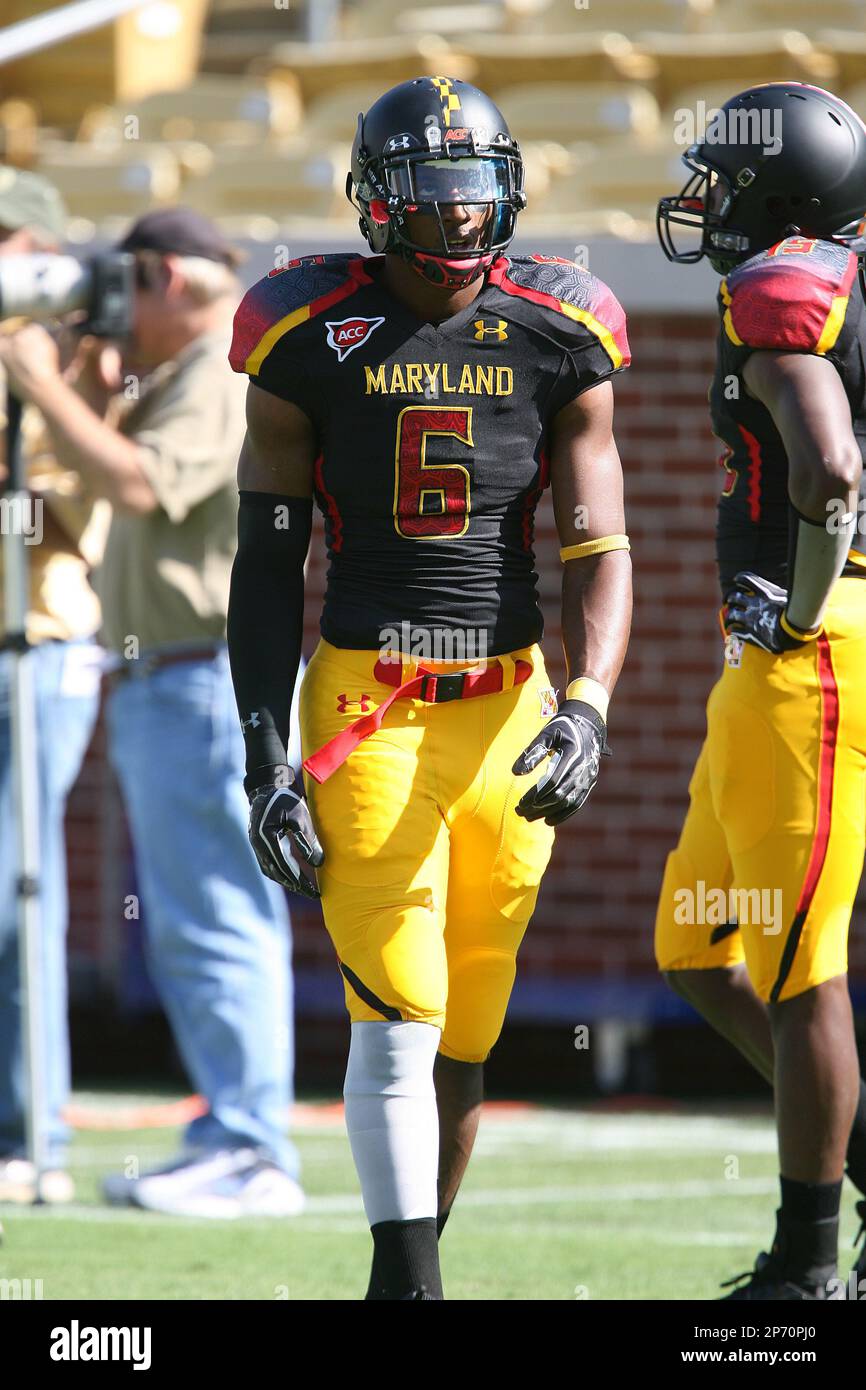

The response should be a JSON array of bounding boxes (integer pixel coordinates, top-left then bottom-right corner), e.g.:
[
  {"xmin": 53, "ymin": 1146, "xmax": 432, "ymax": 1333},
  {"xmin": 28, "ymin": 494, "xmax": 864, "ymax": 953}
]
[
  {"xmin": 560, "ymin": 550, "xmax": 632, "ymax": 718},
  {"xmin": 785, "ymin": 444, "xmax": 861, "ymax": 632},
  {"xmin": 227, "ymin": 491, "xmax": 311, "ymax": 791}
]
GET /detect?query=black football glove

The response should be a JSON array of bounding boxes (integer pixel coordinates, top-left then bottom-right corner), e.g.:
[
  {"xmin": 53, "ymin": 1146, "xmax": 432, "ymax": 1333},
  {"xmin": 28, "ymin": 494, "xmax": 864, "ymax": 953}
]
[
  {"xmin": 512, "ymin": 700, "xmax": 610, "ymax": 827},
  {"xmin": 246, "ymin": 766, "xmax": 324, "ymax": 898},
  {"xmin": 724, "ymin": 571, "xmax": 818, "ymax": 655}
]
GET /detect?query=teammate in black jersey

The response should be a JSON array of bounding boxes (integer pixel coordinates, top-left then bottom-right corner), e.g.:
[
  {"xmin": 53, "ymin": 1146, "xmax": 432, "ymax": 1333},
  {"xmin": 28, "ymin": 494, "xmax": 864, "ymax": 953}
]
[
  {"xmin": 227, "ymin": 77, "xmax": 632, "ymax": 1298},
  {"xmin": 657, "ymin": 82, "xmax": 866, "ymax": 1300}
]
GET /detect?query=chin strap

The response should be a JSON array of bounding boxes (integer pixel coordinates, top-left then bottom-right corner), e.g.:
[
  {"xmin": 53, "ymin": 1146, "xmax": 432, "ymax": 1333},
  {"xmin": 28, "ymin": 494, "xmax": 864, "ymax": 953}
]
[{"xmin": 405, "ymin": 246, "xmax": 494, "ymax": 289}]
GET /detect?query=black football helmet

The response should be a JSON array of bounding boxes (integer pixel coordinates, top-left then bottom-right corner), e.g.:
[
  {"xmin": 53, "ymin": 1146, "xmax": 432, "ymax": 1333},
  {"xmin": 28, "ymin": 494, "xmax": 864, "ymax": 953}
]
[
  {"xmin": 348, "ymin": 76, "xmax": 525, "ymax": 289},
  {"xmin": 657, "ymin": 82, "xmax": 866, "ymax": 274}
]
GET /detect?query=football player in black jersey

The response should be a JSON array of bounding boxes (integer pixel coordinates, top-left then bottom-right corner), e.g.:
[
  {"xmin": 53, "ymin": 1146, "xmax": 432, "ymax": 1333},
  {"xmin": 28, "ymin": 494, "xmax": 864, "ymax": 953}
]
[
  {"xmin": 227, "ymin": 77, "xmax": 632, "ymax": 1299},
  {"xmin": 657, "ymin": 82, "xmax": 866, "ymax": 1299}
]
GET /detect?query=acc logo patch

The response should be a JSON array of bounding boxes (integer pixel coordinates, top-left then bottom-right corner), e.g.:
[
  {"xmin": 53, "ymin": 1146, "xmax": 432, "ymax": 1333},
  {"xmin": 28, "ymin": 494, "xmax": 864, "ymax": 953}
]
[
  {"xmin": 539, "ymin": 687, "xmax": 558, "ymax": 718},
  {"xmin": 325, "ymin": 316, "xmax": 385, "ymax": 362}
]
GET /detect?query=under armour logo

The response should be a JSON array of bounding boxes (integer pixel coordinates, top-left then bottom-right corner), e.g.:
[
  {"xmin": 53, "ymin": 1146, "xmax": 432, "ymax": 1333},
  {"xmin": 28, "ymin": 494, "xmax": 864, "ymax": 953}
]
[
  {"xmin": 337, "ymin": 693, "xmax": 373, "ymax": 714},
  {"xmin": 474, "ymin": 318, "xmax": 508, "ymax": 341},
  {"xmin": 241, "ymin": 711, "xmax": 261, "ymax": 730}
]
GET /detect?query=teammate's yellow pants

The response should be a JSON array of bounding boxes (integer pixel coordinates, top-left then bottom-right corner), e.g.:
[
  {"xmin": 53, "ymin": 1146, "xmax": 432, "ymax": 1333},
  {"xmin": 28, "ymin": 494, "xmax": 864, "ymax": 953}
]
[
  {"xmin": 299, "ymin": 639, "xmax": 556, "ymax": 1061},
  {"xmin": 655, "ymin": 576, "xmax": 866, "ymax": 1003}
]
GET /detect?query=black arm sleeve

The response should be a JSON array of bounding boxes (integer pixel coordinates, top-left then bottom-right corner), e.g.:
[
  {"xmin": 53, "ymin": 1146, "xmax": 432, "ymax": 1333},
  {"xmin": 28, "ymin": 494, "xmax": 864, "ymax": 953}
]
[{"xmin": 227, "ymin": 490, "xmax": 312, "ymax": 794}]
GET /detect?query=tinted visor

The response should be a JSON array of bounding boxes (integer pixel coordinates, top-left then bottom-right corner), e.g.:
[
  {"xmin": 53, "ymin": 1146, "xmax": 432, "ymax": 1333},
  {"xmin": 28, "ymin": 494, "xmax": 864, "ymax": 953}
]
[{"xmin": 386, "ymin": 156, "xmax": 510, "ymax": 205}]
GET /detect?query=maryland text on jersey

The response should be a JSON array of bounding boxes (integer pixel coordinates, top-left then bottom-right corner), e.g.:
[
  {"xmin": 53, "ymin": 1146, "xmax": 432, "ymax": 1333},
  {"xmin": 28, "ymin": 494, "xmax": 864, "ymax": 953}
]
[{"xmin": 230, "ymin": 252, "xmax": 630, "ymax": 654}]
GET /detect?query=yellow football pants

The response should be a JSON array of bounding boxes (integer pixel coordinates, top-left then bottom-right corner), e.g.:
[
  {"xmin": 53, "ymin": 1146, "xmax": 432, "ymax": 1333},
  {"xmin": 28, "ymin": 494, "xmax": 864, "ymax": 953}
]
[
  {"xmin": 655, "ymin": 576, "xmax": 866, "ymax": 1003},
  {"xmin": 299, "ymin": 639, "xmax": 556, "ymax": 1061}
]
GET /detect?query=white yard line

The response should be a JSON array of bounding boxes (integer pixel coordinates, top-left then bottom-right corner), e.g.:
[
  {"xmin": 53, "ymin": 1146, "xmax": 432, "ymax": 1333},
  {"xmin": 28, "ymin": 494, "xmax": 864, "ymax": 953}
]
[{"xmin": 1, "ymin": 1176, "xmax": 780, "ymax": 1226}]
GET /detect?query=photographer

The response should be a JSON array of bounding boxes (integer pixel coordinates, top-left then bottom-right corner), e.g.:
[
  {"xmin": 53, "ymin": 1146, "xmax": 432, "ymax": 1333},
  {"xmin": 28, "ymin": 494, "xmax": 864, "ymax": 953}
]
[
  {"xmin": 0, "ymin": 207, "xmax": 305, "ymax": 1217},
  {"xmin": 0, "ymin": 168, "xmax": 106, "ymax": 1204}
]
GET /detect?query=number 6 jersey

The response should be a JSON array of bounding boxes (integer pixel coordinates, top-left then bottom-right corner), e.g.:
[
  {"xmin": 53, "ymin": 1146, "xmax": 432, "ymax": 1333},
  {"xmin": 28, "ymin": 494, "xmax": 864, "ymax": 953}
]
[{"xmin": 230, "ymin": 251, "xmax": 630, "ymax": 655}]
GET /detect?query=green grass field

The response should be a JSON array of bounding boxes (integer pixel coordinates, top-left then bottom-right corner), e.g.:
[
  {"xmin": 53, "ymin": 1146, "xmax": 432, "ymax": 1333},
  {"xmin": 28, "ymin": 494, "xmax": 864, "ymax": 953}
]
[{"xmin": 2, "ymin": 1094, "xmax": 863, "ymax": 1300}]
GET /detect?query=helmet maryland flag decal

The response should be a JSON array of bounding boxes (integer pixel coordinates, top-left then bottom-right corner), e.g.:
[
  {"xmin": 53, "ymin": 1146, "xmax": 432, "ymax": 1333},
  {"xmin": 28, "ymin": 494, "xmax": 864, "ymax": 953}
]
[
  {"xmin": 431, "ymin": 76, "xmax": 462, "ymax": 129},
  {"xmin": 325, "ymin": 315, "xmax": 385, "ymax": 361}
]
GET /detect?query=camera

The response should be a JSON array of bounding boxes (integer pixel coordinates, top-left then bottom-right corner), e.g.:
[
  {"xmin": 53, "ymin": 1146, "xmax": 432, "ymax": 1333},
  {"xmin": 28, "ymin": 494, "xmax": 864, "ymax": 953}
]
[{"xmin": 0, "ymin": 252, "xmax": 134, "ymax": 337}]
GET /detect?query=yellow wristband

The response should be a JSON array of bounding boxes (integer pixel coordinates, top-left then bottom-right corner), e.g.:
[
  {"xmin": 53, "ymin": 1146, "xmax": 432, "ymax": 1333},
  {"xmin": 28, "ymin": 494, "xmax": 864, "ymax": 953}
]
[
  {"xmin": 560, "ymin": 534, "xmax": 630, "ymax": 563},
  {"xmin": 565, "ymin": 677, "xmax": 609, "ymax": 722},
  {"xmin": 780, "ymin": 612, "xmax": 822, "ymax": 643}
]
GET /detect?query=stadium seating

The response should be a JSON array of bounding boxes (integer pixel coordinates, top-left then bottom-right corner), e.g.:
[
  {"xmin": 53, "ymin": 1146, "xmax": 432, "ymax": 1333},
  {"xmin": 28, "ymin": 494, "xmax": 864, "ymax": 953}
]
[
  {"xmin": 341, "ymin": 0, "xmax": 505, "ymax": 39},
  {"xmin": 3, "ymin": 0, "xmax": 209, "ymax": 129},
  {"xmin": 716, "ymin": 0, "xmax": 866, "ymax": 35},
  {"xmin": 636, "ymin": 31, "xmax": 837, "ymax": 106},
  {"xmin": 528, "ymin": 0, "xmax": 716, "ymax": 37},
  {"xmin": 181, "ymin": 144, "xmax": 351, "ymax": 222},
  {"xmin": 817, "ymin": 33, "xmax": 866, "ymax": 92},
  {"xmin": 460, "ymin": 32, "xmax": 658, "ymax": 93},
  {"xmin": 837, "ymin": 82, "xmax": 866, "ymax": 125},
  {"xmin": 78, "ymin": 75, "xmax": 303, "ymax": 148},
  {"xmin": 257, "ymin": 35, "xmax": 474, "ymax": 105},
  {"xmin": 303, "ymin": 82, "xmax": 396, "ymax": 142},
  {"xmin": 34, "ymin": 147, "xmax": 183, "ymax": 221},
  {"xmin": 543, "ymin": 144, "xmax": 685, "ymax": 223},
  {"xmin": 659, "ymin": 82, "xmax": 758, "ymax": 138},
  {"xmin": 498, "ymin": 83, "xmax": 661, "ymax": 148}
]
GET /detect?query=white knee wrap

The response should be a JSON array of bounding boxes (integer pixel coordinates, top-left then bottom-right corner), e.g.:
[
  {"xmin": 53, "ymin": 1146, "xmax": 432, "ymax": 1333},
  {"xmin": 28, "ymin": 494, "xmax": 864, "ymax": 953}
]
[{"xmin": 343, "ymin": 1020, "xmax": 441, "ymax": 1226}]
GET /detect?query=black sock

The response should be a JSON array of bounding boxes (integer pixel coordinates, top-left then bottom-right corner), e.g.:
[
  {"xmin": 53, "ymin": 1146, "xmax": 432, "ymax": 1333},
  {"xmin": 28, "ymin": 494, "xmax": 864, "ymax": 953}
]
[
  {"xmin": 364, "ymin": 1251, "xmax": 386, "ymax": 1301},
  {"xmin": 370, "ymin": 1217, "xmax": 443, "ymax": 1300},
  {"xmin": 774, "ymin": 1180, "xmax": 841, "ymax": 1286},
  {"xmin": 365, "ymin": 1210, "xmax": 450, "ymax": 1298},
  {"xmin": 846, "ymin": 1080, "xmax": 866, "ymax": 1194},
  {"xmin": 780, "ymin": 1175, "xmax": 842, "ymax": 1223}
]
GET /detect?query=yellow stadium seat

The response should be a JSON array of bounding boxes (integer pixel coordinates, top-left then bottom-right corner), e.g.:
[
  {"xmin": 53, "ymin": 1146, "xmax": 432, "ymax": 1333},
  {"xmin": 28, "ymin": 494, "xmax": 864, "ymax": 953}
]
[
  {"xmin": 543, "ymin": 143, "xmax": 686, "ymax": 222},
  {"xmin": 837, "ymin": 82, "xmax": 866, "ymax": 126},
  {"xmin": 342, "ymin": 0, "xmax": 504, "ymax": 40},
  {"xmin": 497, "ymin": 82, "xmax": 661, "ymax": 147},
  {"xmin": 713, "ymin": 0, "xmax": 865, "ymax": 36},
  {"xmin": 817, "ymin": 33, "xmax": 866, "ymax": 92},
  {"xmin": 660, "ymin": 81, "xmax": 759, "ymax": 137},
  {"xmin": 34, "ymin": 148, "xmax": 182, "ymax": 221},
  {"xmin": 5, "ymin": 0, "xmax": 209, "ymax": 129},
  {"xmin": 460, "ymin": 32, "xmax": 657, "ymax": 94},
  {"xmin": 517, "ymin": 206, "xmax": 652, "ymax": 239},
  {"xmin": 80, "ymin": 75, "xmax": 304, "ymax": 149},
  {"xmin": 528, "ymin": 0, "xmax": 716, "ymax": 36},
  {"xmin": 182, "ymin": 145, "xmax": 351, "ymax": 222},
  {"xmin": 303, "ymin": 82, "xmax": 393, "ymax": 143},
  {"xmin": 258, "ymin": 36, "xmax": 473, "ymax": 105},
  {"xmin": 636, "ymin": 30, "xmax": 837, "ymax": 106}
]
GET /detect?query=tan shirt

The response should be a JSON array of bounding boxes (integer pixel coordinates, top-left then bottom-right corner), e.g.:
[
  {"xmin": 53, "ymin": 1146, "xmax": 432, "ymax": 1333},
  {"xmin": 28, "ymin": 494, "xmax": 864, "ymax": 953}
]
[
  {"xmin": 0, "ymin": 356, "xmax": 106, "ymax": 646},
  {"xmin": 94, "ymin": 330, "xmax": 247, "ymax": 655}
]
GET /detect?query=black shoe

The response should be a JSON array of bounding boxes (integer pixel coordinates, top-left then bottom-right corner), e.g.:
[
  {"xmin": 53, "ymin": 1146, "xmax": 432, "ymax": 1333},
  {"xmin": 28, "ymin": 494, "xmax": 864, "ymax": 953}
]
[
  {"xmin": 848, "ymin": 1200, "xmax": 866, "ymax": 1300},
  {"xmin": 720, "ymin": 1209, "xmax": 841, "ymax": 1301},
  {"xmin": 721, "ymin": 1250, "xmax": 842, "ymax": 1300}
]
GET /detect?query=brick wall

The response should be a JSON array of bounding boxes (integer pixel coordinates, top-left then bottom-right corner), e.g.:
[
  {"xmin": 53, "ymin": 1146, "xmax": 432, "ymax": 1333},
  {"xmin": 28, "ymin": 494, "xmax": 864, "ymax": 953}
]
[{"xmin": 64, "ymin": 311, "xmax": 866, "ymax": 1015}]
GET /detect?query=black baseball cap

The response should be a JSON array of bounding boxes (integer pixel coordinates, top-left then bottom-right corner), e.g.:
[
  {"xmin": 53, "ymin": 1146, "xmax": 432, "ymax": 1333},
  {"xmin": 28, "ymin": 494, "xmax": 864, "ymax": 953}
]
[{"xmin": 117, "ymin": 207, "xmax": 241, "ymax": 267}]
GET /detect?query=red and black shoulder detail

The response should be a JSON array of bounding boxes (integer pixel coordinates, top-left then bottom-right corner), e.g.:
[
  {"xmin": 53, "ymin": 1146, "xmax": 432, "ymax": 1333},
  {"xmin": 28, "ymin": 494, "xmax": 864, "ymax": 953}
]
[
  {"xmin": 230, "ymin": 253, "xmax": 374, "ymax": 377},
  {"xmin": 488, "ymin": 254, "xmax": 631, "ymax": 371},
  {"xmin": 720, "ymin": 237, "xmax": 858, "ymax": 355}
]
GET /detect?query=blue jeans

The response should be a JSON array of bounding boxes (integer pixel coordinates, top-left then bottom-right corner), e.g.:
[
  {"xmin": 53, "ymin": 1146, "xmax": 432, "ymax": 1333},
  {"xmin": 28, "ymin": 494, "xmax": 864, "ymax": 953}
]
[
  {"xmin": 0, "ymin": 638, "xmax": 102, "ymax": 1166},
  {"xmin": 106, "ymin": 646, "xmax": 300, "ymax": 1176}
]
